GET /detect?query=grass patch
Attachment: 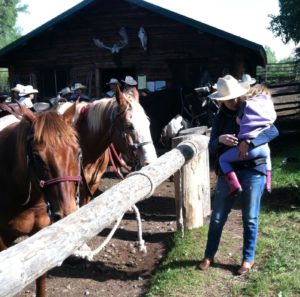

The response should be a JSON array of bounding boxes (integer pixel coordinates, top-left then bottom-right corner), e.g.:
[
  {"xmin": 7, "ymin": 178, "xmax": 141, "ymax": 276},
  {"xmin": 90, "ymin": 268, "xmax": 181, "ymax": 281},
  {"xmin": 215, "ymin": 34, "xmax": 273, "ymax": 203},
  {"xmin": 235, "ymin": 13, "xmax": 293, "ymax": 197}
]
[{"xmin": 146, "ymin": 135, "xmax": 300, "ymax": 297}]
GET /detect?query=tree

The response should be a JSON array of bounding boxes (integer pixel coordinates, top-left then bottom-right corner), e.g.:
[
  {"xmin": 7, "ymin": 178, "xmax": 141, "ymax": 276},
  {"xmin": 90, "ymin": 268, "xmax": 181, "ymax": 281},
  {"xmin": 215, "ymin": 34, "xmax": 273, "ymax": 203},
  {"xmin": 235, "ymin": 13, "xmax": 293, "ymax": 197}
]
[
  {"xmin": 0, "ymin": 0, "xmax": 28, "ymax": 49},
  {"xmin": 265, "ymin": 45, "xmax": 277, "ymax": 63},
  {"xmin": 269, "ymin": 0, "xmax": 300, "ymax": 44}
]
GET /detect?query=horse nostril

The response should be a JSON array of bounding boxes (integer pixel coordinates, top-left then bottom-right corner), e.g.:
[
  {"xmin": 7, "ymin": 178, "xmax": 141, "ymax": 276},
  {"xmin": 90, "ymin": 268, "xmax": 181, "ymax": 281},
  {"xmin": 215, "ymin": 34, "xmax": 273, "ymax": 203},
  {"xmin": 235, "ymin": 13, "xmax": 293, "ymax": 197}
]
[{"xmin": 51, "ymin": 212, "xmax": 62, "ymax": 222}]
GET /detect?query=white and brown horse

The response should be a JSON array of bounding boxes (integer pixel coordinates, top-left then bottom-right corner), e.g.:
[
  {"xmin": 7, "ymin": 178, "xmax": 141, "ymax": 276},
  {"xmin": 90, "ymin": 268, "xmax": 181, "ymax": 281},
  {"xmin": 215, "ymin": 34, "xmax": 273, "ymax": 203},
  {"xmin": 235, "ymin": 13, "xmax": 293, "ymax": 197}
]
[{"xmin": 60, "ymin": 86, "xmax": 157, "ymax": 205}]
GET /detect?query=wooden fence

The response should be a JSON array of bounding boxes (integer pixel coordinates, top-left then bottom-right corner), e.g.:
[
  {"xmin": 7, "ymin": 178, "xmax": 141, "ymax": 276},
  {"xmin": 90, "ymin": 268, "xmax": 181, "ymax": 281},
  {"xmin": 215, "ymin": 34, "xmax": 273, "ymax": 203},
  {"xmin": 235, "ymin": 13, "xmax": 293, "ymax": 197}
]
[
  {"xmin": 269, "ymin": 81, "xmax": 300, "ymax": 118},
  {"xmin": 0, "ymin": 136, "xmax": 209, "ymax": 297},
  {"xmin": 257, "ymin": 61, "xmax": 300, "ymax": 84}
]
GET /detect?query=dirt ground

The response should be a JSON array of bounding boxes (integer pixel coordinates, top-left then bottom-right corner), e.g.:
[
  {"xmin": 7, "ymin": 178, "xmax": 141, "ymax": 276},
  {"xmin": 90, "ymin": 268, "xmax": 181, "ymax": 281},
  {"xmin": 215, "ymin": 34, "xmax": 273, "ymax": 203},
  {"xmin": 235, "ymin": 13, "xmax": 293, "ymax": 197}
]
[
  {"xmin": 17, "ymin": 116, "xmax": 300, "ymax": 297},
  {"xmin": 17, "ymin": 168, "xmax": 217, "ymax": 297}
]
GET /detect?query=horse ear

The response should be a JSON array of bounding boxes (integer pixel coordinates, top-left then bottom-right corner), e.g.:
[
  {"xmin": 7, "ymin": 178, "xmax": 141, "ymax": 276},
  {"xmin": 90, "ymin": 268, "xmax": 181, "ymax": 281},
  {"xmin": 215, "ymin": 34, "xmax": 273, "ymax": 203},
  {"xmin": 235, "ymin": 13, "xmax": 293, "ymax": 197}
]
[
  {"xmin": 19, "ymin": 104, "xmax": 36, "ymax": 123},
  {"xmin": 63, "ymin": 102, "xmax": 76, "ymax": 125},
  {"xmin": 115, "ymin": 85, "xmax": 128, "ymax": 109}
]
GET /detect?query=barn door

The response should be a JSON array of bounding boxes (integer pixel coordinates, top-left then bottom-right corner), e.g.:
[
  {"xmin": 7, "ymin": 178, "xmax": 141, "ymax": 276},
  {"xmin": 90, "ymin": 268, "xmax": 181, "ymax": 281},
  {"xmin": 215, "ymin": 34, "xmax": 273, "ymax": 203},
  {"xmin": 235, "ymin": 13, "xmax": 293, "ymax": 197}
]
[{"xmin": 38, "ymin": 69, "xmax": 69, "ymax": 99}]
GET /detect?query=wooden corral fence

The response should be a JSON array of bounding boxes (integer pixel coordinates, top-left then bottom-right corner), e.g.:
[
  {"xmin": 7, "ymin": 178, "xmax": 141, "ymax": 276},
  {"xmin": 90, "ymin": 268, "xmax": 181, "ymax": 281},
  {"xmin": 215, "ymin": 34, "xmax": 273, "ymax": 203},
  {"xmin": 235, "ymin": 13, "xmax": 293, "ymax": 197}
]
[
  {"xmin": 269, "ymin": 81, "xmax": 300, "ymax": 118},
  {"xmin": 0, "ymin": 135, "xmax": 210, "ymax": 297},
  {"xmin": 257, "ymin": 61, "xmax": 300, "ymax": 84}
]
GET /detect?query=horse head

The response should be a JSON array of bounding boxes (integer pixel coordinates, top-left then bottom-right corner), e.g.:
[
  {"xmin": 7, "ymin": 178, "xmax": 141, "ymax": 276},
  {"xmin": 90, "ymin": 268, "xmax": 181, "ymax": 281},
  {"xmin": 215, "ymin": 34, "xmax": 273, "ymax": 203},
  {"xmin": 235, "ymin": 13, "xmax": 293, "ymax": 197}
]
[
  {"xmin": 112, "ymin": 85, "xmax": 157, "ymax": 169},
  {"xmin": 21, "ymin": 104, "xmax": 81, "ymax": 222}
]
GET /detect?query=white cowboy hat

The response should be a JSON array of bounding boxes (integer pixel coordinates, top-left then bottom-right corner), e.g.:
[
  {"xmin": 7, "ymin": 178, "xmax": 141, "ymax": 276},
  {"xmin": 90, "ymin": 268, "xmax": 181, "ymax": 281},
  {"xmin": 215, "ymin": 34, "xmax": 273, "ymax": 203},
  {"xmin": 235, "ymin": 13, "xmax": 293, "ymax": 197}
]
[
  {"xmin": 208, "ymin": 75, "xmax": 250, "ymax": 101},
  {"xmin": 106, "ymin": 78, "xmax": 120, "ymax": 85},
  {"xmin": 19, "ymin": 85, "xmax": 39, "ymax": 96},
  {"xmin": 122, "ymin": 76, "xmax": 137, "ymax": 86},
  {"xmin": 11, "ymin": 84, "xmax": 24, "ymax": 92},
  {"xmin": 239, "ymin": 74, "xmax": 256, "ymax": 85},
  {"xmin": 71, "ymin": 83, "xmax": 87, "ymax": 91},
  {"xmin": 59, "ymin": 87, "xmax": 72, "ymax": 96}
]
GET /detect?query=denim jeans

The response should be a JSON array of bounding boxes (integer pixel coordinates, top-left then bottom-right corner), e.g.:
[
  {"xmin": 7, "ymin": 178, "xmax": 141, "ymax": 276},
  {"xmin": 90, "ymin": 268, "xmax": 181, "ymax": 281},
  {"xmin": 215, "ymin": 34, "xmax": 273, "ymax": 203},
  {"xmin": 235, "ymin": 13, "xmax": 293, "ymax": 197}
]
[{"xmin": 204, "ymin": 169, "xmax": 266, "ymax": 262}]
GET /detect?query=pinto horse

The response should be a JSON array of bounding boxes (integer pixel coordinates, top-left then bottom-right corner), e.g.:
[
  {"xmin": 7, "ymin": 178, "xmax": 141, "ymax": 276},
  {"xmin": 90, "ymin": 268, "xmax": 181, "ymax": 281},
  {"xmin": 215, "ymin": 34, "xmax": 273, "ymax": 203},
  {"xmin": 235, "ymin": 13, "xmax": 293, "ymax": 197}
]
[
  {"xmin": 60, "ymin": 86, "xmax": 157, "ymax": 205},
  {"xmin": 0, "ymin": 105, "xmax": 81, "ymax": 297},
  {"xmin": 139, "ymin": 86, "xmax": 217, "ymax": 147}
]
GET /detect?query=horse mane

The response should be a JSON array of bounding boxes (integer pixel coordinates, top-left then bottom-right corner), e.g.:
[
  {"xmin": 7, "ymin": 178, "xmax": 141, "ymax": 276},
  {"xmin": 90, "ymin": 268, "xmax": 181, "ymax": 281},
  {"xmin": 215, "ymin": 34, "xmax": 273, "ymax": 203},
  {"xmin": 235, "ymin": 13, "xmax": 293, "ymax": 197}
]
[
  {"xmin": 34, "ymin": 111, "xmax": 78, "ymax": 147},
  {"xmin": 82, "ymin": 96, "xmax": 148, "ymax": 134},
  {"xmin": 17, "ymin": 111, "xmax": 78, "ymax": 151}
]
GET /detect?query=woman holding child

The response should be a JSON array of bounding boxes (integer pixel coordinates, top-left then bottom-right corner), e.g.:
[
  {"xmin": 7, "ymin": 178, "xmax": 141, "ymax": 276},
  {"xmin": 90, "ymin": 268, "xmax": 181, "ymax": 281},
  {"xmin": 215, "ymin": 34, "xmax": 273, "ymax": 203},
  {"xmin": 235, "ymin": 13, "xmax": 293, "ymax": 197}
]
[{"xmin": 198, "ymin": 74, "xmax": 278, "ymax": 274}]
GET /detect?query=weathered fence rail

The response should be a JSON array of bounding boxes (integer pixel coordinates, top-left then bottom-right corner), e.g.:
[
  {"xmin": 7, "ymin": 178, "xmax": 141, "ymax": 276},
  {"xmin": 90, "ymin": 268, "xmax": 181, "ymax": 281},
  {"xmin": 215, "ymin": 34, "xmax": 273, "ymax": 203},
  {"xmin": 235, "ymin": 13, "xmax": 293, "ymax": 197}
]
[
  {"xmin": 0, "ymin": 136, "xmax": 209, "ymax": 297},
  {"xmin": 268, "ymin": 82, "xmax": 300, "ymax": 117}
]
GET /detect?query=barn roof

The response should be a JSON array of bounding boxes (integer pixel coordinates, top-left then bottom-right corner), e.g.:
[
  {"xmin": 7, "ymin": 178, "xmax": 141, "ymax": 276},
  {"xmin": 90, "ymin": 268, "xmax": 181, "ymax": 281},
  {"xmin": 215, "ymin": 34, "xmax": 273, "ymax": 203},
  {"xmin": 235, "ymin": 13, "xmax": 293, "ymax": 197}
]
[{"xmin": 0, "ymin": 0, "xmax": 266, "ymax": 65}]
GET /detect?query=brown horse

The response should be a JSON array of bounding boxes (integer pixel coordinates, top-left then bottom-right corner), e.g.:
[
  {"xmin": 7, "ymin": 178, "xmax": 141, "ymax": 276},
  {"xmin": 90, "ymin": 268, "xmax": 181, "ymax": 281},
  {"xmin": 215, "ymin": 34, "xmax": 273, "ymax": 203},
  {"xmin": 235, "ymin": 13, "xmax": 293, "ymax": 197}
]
[
  {"xmin": 60, "ymin": 86, "xmax": 157, "ymax": 205},
  {"xmin": 0, "ymin": 105, "xmax": 81, "ymax": 297}
]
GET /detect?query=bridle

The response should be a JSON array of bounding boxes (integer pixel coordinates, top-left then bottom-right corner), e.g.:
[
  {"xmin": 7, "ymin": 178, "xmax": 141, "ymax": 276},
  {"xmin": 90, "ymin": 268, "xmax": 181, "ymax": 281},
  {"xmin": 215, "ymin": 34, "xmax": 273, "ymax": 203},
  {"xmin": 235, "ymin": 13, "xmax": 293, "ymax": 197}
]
[
  {"xmin": 25, "ymin": 132, "xmax": 82, "ymax": 220},
  {"xmin": 111, "ymin": 104, "xmax": 153, "ymax": 164}
]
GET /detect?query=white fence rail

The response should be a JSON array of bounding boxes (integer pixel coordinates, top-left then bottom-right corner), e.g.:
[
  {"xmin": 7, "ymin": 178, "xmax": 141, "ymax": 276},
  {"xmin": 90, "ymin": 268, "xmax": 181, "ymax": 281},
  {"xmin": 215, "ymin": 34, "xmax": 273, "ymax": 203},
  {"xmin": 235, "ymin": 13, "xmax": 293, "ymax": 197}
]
[{"xmin": 0, "ymin": 136, "xmax": 209, "ymax": 297}]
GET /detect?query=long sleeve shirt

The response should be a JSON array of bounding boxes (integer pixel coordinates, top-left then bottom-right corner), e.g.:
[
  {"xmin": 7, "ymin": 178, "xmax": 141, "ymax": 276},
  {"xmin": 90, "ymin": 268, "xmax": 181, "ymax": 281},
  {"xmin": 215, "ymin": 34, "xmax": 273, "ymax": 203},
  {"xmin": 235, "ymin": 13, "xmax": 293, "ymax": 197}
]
[{"xmin": 209, "ymin": 105, "xmax": 279, "ymax": 174}]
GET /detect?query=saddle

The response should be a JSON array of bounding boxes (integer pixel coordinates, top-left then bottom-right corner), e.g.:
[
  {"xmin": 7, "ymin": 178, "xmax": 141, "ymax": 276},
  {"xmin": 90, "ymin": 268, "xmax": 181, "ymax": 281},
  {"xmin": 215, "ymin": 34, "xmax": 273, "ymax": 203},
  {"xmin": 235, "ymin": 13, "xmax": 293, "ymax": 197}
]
[{"xmin": 0, "ymin": 102, "xmax": 23, "ymax": 119}]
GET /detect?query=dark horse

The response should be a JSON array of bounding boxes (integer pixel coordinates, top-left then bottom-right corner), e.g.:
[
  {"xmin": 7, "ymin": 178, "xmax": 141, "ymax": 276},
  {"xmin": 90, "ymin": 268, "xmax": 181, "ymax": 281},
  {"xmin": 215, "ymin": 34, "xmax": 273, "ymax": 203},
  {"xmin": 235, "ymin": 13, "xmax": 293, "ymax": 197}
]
[
  {"xmin": 139, "ymin": 86, "xmax": 218, "ymax": 147},
  {"xmin": 0, "ymin": 105, "xmax": 81, "ymax": 297}
]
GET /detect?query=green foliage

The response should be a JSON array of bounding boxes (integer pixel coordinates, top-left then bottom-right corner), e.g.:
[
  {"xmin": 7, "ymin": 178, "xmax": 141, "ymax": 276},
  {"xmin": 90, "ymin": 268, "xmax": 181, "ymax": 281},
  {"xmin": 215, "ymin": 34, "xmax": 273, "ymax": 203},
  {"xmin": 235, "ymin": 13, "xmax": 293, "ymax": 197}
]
[
  {"xmin": 0, "ymin": 68, "xmax": 9, "ymax": 92},
  {"xmin": 269, "ymin": 0, "xmax": 300, "ymax": 61},
  {"xmin": 269, "ymin": 0, "xmax": 300, "ymax": 44},
  {"xmin": 0, "ymin": 0, "xmax": 28, "ymax": 49},
  {"xmin": 264, "ymin": 45, "xmax": 277, "ymax": 63}
]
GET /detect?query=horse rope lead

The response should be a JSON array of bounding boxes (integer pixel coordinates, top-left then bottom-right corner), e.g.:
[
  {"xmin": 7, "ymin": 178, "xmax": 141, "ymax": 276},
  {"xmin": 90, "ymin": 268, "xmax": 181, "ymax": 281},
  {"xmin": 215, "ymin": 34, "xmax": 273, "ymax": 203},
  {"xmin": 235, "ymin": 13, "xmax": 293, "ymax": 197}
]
[{"xmin": 74, "ymin": 144, "xmax": 152, "ymax": 261}]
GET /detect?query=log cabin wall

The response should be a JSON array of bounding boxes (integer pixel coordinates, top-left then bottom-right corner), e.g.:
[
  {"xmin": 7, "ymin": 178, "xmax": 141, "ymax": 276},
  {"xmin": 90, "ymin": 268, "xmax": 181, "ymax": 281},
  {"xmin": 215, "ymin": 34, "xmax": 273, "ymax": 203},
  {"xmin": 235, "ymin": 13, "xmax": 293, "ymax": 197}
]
[{"xmin": 2, "ymin": 0, "xmax": 263, "ymax": 99}]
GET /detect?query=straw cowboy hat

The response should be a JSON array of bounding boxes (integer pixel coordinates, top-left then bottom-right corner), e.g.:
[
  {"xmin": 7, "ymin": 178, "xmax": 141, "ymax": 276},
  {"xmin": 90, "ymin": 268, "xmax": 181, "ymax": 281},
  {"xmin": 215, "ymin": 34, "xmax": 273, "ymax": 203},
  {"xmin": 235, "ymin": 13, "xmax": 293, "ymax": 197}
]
[
  {"xmin": 71, "ymin": 83, "xmax": 87, "ymax": 91},
  {"xmin": 106, "ymin": 78, "xmax": 120, "ymax": 85},
  {"xmin": 239, "ymin": 74, "xmax": 256, "ymax": 85},
  {"xmin": 59, "ymin": 87, "xmax": 72, "ymax": 96},
  {"xmin": 122, "ymin": 76, "xmax": 137, "ymax": 86},
  {"xmin": 19, "ymin": 85, "xmax": 39, "ymax": 96},
  {"xmin": 208, "ymin": 75, "xmax": 250, "ymax": 101},
  {"xmin": 11, "ymin": 84, "xmax": 24, "ymax": 92}
]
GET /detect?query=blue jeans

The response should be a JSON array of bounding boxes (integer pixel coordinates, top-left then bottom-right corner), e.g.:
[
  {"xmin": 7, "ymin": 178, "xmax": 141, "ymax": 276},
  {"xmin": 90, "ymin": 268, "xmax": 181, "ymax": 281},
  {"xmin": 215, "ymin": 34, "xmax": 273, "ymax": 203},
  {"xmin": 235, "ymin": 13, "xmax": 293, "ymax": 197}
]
[{"xmin": 204, "ymin": 169, "xmax": 266, "ymax": 262}]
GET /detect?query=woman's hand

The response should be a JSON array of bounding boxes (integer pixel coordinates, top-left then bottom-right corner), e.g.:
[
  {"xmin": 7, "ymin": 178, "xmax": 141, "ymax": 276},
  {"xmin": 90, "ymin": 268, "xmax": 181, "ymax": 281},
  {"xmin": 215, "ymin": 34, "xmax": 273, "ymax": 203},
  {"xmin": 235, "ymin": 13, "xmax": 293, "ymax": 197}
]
[
  {"xmin": 218, "ymin": 134, "xmax": 239, "ymax": 147},
  {"xmin": 238, "ymin": 140, "xmax": 249, "ymax": 159}
]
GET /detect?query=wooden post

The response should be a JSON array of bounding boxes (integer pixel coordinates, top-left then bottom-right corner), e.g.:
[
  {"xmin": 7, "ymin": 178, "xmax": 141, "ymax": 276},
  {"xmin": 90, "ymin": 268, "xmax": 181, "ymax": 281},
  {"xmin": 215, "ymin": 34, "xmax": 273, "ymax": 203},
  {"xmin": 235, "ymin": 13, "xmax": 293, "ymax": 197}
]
[{"xmin": 172, "ymin": 129, "xmax": 210, "ymax": 230}]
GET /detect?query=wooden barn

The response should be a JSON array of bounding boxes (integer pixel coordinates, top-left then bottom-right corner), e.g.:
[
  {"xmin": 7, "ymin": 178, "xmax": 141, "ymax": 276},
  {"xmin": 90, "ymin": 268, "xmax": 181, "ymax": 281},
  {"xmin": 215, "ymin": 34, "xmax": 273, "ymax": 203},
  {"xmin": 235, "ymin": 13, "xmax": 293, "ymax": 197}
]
[{"xmin": 0, "ymin": 0, "xmax": 266, "ymax": 99}]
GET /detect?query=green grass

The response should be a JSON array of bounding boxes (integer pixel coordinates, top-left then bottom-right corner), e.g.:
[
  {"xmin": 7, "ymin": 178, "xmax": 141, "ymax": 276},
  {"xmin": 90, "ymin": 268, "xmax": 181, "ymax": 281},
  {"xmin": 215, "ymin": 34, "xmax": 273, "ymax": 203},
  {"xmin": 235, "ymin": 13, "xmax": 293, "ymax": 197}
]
[{"xmin": 145, "ymin": 137, "xmax": 300, "ymax": 297}]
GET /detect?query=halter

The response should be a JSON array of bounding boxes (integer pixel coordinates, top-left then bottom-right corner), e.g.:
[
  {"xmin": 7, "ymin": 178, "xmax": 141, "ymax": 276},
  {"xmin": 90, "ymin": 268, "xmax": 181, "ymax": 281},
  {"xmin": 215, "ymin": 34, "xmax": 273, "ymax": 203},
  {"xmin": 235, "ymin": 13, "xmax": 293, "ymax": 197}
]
[
  {"xmin": 111, "ymin": 104, "xmax": 153, "ymax": 157},
  {"xmin": 25, "ymin": 132, "xmax": 82, "ymax": 217}
]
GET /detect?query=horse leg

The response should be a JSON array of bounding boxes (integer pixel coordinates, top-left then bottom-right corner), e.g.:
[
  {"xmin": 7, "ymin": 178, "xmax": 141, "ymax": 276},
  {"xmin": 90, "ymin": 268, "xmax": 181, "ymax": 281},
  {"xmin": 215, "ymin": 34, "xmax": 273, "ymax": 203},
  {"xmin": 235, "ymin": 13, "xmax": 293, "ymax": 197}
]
[
  {"xmin": 36, "ymin": 273, "xmax": 47, "ymax": 297},
  {"xmin": 0, "ymin": 236, "xmax": 8, "ymax": 251}
]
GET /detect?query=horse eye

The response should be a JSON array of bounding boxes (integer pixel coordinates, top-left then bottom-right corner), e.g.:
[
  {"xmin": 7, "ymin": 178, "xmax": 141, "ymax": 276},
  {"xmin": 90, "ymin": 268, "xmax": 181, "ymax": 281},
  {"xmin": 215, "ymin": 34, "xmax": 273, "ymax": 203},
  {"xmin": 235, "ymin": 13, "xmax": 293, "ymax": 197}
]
[{"xmin": 125, "ymin": 123, "xmax": 134, "ymax": 131}]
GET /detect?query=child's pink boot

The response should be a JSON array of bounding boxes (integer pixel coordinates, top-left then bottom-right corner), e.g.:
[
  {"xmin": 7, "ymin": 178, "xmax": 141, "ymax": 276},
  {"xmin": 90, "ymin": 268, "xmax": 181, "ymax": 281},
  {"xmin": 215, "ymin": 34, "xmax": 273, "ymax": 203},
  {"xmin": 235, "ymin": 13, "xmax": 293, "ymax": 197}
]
[{"xmin": 224, "ymin": 171, "xmax": 243, "ymax": 195}]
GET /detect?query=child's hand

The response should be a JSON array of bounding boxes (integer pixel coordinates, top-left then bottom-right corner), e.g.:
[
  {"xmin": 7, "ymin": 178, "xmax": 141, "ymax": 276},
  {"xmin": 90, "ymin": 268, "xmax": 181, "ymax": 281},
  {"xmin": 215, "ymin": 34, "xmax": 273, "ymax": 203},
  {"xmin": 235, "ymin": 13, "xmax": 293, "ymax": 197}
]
[{"xmin": 238, "ymin": 140, "xmax": 249, "ymax": 159}]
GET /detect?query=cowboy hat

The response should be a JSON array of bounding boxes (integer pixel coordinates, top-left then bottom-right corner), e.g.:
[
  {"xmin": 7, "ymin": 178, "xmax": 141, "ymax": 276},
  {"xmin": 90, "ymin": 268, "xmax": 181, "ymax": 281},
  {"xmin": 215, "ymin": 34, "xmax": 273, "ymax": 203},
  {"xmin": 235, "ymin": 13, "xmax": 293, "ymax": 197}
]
[
  {"xmin": 208, "ymin": 75, "xmax": 250, "ymax": 101},
  {"xmin": 71, "ymin": 83, "xmax": 87, "ymax": 91},
  {"xmin": 19, "ymin": 85, "xmax": 39, "ymax": 96},
  {"xmin": 106, "ymin": 78, "xmax": 120, "ymax": 85},
  {"xmin": 122, "ymin": 76, "xmax": 137, "ymax": 86},
  {"xmin": 59, "ymin": 87, "xmax": 72, "ymax": 96},
  {"xmin": 11, "ymin": 84, "xmax": 24, "ymax": 92},
  {"xmin": 239, "ymin": 74, "xmax": 256, "ymax": 85}
]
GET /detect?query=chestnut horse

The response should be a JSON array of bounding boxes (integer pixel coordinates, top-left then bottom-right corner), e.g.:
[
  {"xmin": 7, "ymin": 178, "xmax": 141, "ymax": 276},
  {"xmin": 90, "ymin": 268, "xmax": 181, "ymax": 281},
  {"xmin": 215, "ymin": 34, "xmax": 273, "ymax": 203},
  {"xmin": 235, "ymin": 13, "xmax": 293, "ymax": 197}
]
[
  {"xmin": 0, "ymin": 105, "xmax": 81, "ymax": 297},
  {"xmin": 60, "ymin": 86, "xmax": 157, "ymax": 205}
]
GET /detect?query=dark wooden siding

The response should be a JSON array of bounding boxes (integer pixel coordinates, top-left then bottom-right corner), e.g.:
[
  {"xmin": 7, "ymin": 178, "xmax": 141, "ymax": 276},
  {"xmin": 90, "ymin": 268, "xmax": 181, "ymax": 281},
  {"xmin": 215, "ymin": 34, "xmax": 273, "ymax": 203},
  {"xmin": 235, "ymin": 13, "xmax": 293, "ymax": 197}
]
[{"xmin": 4, "ymin": 0, "xmax": 260, "ymax": 98}]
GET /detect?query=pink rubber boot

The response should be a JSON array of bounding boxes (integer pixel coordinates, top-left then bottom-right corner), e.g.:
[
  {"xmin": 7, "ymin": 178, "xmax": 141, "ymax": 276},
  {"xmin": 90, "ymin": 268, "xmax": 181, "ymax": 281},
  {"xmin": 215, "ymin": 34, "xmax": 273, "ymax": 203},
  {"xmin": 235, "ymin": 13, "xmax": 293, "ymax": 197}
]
[
  {"xmin": 266, "ymin": 170, "xmax": 272, "ymax": 193},
  {"xmin": 224, "ymin": 171, "xmax": 243, "ymax": 195}
]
